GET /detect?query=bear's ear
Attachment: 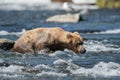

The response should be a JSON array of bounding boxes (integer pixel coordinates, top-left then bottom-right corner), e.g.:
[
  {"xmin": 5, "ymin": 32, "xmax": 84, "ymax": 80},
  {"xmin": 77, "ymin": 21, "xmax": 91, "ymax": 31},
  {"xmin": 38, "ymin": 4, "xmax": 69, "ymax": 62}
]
[
  {"xmin": 74, "ymin": 32, "xmax": 79, "ymax": 35},
  {"xmin": 66, "ymin": 33, "xmax": 73, "ymax": 39}
]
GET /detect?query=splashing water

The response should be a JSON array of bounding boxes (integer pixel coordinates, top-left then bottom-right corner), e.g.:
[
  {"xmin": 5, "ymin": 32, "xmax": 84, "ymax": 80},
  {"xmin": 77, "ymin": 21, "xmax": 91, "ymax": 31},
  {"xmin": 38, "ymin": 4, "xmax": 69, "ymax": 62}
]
[
  {"xmin": 85, "ymin": 40, "xmax": 120, "ymax": 53},
  {"xmin": 0, "ymin": 29, "xmax": 25, "ymax": 36},
  {"xmin": 95, "ymin": 29, "xmax": 120, "ymax": 34}
]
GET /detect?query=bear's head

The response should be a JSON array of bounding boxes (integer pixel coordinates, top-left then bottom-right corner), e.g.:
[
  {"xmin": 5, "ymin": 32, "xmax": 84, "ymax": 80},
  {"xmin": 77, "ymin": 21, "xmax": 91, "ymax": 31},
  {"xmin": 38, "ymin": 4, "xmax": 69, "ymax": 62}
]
[{"xmin": 66, "ymin": 32, "xmax": 86, "ymax": 54}]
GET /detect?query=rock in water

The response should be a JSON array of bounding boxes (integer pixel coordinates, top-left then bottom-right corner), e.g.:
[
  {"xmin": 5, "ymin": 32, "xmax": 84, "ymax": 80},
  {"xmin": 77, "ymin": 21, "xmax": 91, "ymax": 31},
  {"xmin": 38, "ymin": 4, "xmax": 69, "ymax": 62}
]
[
  {"xmin": 0, "ymin": 39, "xmax": 15, "ymax": 50},
  {"xmin": 46, "ymin": 13, "xmax": 83, "ymax": 23}
]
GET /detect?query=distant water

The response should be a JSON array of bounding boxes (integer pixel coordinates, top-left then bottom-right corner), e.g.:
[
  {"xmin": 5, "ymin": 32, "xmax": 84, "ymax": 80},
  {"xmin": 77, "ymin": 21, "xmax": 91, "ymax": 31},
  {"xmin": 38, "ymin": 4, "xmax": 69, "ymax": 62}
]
[
  {"xmin": 0, "ymin": 2, "xmax": 120, "ymax": 80},
  {"xmin": 0, "ymin": 0, "xmax": 98, "ymax": 10},
  {"xmin": 0, "ymin": 0, "xmax": 61, "ymax": 10}
]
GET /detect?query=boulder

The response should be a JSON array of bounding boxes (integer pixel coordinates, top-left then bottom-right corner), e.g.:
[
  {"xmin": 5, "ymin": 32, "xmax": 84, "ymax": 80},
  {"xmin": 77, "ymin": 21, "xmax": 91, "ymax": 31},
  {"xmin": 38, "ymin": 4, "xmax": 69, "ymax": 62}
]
[
  {"xmin": 46, "ymin": 13, "xmax": 83, "ymax": 23},
  {"xmin": 0, "ymin": 39, "xmax": 15, "ymax": 50}
]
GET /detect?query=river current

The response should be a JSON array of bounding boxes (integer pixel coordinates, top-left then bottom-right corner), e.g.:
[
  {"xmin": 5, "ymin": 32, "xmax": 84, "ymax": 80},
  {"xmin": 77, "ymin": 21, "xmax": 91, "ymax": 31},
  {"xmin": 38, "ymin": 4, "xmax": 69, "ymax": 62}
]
[{"xmin": 0, "ymin": 3, "xmax": 120, "ymax": 80}]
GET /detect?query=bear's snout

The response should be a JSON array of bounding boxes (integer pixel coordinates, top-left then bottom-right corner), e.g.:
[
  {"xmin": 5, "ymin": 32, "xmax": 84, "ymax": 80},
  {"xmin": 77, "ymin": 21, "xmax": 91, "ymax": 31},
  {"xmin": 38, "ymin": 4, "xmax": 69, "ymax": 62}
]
[
  {"xmin": 77, "ymin": 46, "xmax": 86, "ymax": 54},
  {"xmin": 79, "ymin": 47, "xmax": 86, "ymax": 54}
]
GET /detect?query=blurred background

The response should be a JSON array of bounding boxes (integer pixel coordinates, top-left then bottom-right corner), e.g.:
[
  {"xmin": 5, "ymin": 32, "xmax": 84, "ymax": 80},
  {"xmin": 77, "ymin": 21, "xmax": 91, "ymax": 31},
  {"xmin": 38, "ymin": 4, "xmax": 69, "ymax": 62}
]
[
  {"xmin": 0, "ymin": 0, "xmax": 120, "ymax": 80},
  {"xmin": 0, "ymin": 0, "xmax": 119, "ymax": 10}
]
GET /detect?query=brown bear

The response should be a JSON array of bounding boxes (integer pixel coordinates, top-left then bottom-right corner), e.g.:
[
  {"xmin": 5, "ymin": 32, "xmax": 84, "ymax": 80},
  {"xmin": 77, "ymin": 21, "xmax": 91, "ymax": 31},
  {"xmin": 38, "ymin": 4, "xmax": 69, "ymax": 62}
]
[{"xmin": 12, "ymin": 27, "xmax": 86, "ymax": 54}]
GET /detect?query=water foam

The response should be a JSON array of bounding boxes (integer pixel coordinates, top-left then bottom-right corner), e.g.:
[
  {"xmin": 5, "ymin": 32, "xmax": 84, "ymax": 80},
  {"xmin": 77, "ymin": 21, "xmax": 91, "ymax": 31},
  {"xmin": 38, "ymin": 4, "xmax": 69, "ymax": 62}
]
[
  {"xmin": 95, "ymin": 29, "xmax": 120, "ymax": 34},
  {"xmin": 0, "ymin": 74, "xmax": 24, "ymax": 78},
  {"xmin": 0, "ymin": 29, "xmax": 25, "ymax": 36},
  {"xmin": 0, "ymin": 65, "xmax": 24, "ymax": 73},
  {"xmin": 36, "ymin": 71, "xmax": 67, "ymax": 77},
  {"xmin": 52, "ymin": 59, "xmax": 120, "ymax": 77},
  {"xmin": 85, "ymin": 40, "xmax": 120, "ymax": 53},
  {"xmin": 49, "ymin": 51, "xmax": 67, "ymax": 57},
  {"xmin": 34, "ymin": 64, "xmax": 54, "ymax": 71},
  {"xmin": 53, "ymin": 59, "xmax": 80, "ymax": 72},
  {"xmin": 72, "ymin": 62, "xmax": 120, "ymax": 77}
]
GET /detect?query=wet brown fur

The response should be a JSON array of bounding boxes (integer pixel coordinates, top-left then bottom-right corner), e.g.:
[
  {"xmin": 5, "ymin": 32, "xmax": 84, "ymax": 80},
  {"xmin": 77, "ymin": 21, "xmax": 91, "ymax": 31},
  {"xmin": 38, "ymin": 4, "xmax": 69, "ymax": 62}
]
[{"xmin": 12, "ymin": 27, "xmax": 86, "ymax": 54}]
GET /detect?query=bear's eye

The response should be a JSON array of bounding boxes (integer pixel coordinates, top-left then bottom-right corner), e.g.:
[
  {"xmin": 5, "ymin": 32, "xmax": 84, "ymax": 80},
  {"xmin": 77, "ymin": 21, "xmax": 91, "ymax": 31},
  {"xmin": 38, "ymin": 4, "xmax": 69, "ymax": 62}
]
[{"xmin": 76, "ymin": 42, "xmax": 83, "ymax": 47}]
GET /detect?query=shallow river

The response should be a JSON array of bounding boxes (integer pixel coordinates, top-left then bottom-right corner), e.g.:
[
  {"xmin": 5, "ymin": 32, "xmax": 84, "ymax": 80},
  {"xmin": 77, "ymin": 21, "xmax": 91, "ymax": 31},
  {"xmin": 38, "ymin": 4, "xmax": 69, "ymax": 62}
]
[{"xmin": 0, "ymin": 8, "xmax": 120, "ymax": 80}]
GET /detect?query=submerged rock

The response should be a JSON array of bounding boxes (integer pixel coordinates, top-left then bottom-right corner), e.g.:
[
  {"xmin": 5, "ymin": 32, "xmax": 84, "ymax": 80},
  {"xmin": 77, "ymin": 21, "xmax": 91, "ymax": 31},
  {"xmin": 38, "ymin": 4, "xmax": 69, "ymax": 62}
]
[
  {"xmin": 0, "ymin": 39, "xmax": 15, "ymax": 50},
  {"xmin": 46, "ymin": 13, "xmax": 83, "ymax": 23}
]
